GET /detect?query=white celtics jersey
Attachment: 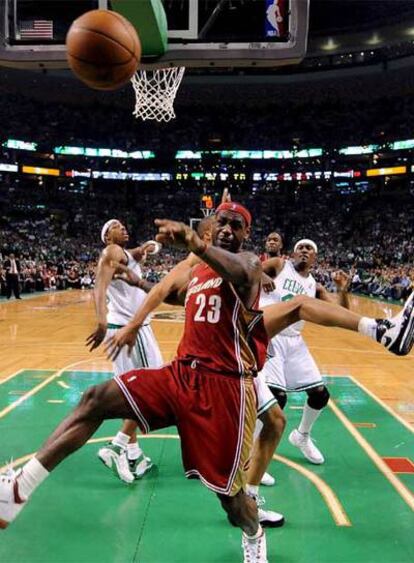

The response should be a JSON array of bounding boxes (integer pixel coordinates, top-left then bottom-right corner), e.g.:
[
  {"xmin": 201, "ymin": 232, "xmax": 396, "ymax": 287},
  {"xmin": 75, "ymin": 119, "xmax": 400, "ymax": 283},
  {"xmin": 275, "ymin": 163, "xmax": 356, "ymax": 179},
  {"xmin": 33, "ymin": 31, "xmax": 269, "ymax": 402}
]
[
  {"xmin": 260, "ymin": 260, "xmax": 316, "ymax": 336},
  {"xmin": 106, "ymin": 250, "xmax": 149, "ymax": 326}
]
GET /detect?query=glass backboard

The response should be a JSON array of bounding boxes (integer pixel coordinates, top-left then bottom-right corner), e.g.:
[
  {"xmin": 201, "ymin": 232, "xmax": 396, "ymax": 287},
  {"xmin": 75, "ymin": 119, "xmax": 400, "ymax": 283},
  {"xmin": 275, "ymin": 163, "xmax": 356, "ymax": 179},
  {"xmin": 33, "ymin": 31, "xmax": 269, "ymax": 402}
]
[{"xmin": 0, "ymin": 0, "xmax": 309, "ymax": 68}]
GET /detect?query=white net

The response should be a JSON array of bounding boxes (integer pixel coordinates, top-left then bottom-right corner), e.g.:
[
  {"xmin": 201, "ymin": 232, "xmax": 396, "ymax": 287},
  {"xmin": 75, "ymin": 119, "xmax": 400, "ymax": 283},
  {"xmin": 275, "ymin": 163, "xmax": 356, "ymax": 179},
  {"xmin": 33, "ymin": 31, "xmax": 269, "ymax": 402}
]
[
  {"xmin": 201, "ymin": 208, "xmax": 215, "ymax": 217},
  {"xmin": 131, "ymin": 67, "xmax": 185, "ymax": 122}
]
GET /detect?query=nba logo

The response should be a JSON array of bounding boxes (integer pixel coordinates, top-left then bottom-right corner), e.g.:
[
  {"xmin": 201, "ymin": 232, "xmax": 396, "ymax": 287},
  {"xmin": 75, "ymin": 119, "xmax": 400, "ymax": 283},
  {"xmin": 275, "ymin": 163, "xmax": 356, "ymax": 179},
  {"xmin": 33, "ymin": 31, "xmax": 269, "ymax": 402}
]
[{"xmin": 265, "ymin": 0, "xmax": 285, "ymax": 38}]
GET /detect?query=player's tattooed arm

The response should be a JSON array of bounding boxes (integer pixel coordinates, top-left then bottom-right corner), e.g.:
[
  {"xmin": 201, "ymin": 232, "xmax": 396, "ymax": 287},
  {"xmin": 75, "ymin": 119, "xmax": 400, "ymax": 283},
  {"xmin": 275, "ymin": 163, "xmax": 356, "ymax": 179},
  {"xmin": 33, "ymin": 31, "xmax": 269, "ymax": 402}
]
[
  {"xmin": 110, "ymin": 260, "xmax": 156, "ymax": 293},
  {"xmin": 316, "ymin": 270, "xmax": 351, "ymax": 309},
  {"xmin": 262, "ymin": 256, "xmax": 284, "ymax": 278},
  {"xmin": 86, "ymin": 244, "xmax": 125, "ymax": 351}
]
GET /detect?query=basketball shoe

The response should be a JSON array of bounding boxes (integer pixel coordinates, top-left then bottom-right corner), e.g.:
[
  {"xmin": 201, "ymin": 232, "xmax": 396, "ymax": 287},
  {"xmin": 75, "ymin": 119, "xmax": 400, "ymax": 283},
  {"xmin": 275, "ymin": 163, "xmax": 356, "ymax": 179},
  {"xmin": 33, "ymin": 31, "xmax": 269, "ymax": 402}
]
[
  {"xmin": 128, "ymin": 453, "xmax": 154, "ymax": 480},
  {"xmin": 289, "ymin": 429, "xmax": 324, "ymax": 464},
  {"xmin": 242, "ymin": 528, "xmax": 268, "ymax": 563},
  {"xmin": 98, "ymin": 443, "xmax": 134, "ymax": 484},
  {"xmin": 376, "ymin": 291, "xmax": 414, "ymax": 355},
  {"xmin": 0, "ymin": 468, "xmax": 26, "ymax": 529},
  {"xmin": 247, "ymin": 492, "xmax": 284, "ymax": 528},
  {"xmin": 260, "ymin": 472, "xmax": 275, "ymax": 487}
]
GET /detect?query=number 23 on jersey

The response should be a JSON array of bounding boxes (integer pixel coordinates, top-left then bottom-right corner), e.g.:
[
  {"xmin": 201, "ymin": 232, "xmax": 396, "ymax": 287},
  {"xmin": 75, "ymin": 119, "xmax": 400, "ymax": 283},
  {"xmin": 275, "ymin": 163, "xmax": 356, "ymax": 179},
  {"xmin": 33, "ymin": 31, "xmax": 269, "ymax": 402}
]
[{"xmin": 193, "ymin": 294, "xmax": 222, "ymax": 323}]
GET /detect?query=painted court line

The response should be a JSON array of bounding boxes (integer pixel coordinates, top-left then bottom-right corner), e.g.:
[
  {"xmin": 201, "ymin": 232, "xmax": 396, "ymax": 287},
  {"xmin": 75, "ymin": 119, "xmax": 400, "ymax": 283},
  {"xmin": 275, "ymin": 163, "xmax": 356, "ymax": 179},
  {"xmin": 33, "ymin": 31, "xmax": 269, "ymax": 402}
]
[
  {"xmin": 0, "ymin": 434, "xmax": 351, "ymax": 528},
  {"xmin": 273, "ymin": 453, "xmax": 351, "ymax": 527},
  {"xmin": 0, "ymin": 358, "xmax": 112, "ymax": 421},
  {"xmin": 348, "ymin": 375, "xmax": 413, "ymax": 433},
  {"xmin": 329, "ymin": 399, "xmax": 414, "ymax": 512},
  {"xmin": 0, "ymin": 368, "xmax": 27, "ymax": 385},
  {"xmin": 0, "ymin": 371, "xmax": 60, "ymax": 419}
]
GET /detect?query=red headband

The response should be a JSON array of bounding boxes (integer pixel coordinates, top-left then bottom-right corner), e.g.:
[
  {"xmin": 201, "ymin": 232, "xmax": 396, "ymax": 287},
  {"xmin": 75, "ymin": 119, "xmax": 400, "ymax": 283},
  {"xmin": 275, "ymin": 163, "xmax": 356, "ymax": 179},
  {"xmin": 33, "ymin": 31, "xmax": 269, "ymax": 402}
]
[{"xmin": 215, "ymin": 202, "xmax": 252, "ymax": 227}]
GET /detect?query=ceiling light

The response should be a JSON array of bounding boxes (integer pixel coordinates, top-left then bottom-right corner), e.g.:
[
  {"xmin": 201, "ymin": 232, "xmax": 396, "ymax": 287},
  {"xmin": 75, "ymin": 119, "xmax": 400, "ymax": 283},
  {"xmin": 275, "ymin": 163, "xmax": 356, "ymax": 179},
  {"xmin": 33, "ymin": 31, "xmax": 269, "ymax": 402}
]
[
  {"xmin": 321, "ymin": 37, "xmax": 339, "ymax": 51},
  {"xmin": 367, "ymin": 33, "xmax": 381, "ymax": 45}
]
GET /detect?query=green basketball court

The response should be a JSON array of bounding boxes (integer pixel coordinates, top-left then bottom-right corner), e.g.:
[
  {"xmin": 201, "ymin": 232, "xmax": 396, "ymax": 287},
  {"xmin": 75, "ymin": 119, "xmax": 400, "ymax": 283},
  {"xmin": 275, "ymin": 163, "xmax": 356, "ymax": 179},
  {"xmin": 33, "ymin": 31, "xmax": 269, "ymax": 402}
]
[{"xmin": 0, "ymin": 369, "xmax": 413, "ymax": 562}]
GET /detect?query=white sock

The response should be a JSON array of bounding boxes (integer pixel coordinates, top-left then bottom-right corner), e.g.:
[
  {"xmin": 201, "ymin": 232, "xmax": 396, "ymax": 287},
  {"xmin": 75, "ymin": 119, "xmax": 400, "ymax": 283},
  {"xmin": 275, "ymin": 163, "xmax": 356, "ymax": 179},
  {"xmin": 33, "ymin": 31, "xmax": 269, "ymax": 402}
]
[
  {"xmin": 127, "ymin": 442, "xmax": 142, "ymax": 461},
  {"xmin": 112, "ymin": 432, "xmax": 130, "ymax": 449},
  {"xmin": 358, "ymin": 317, "xmax": 377, "ymax": 340},
  {"xmin": 246, "ymin": 484, "xmax": 259, "ymax": 498},
  {"xmin": 298, "ymin": 403, "xmax": 323, "ymax": 435},
  {"xmin": 17, "ymin": 457, "xmax": 49, "ymax": 499},
  {"xmin": 244, "ymin": 524, "xmax": 263, "ymax": 540}
]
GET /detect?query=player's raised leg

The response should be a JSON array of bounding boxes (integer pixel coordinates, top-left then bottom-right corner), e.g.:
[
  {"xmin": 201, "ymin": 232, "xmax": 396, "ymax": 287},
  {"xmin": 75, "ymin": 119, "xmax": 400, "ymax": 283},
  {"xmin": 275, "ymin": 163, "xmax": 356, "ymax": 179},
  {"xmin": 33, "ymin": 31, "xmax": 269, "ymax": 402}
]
[
  {"xmin": 0, "ymin": 379, "xmax": 133, "ymax": 528},
  {"xmin": 263, "ymin": 292, "xmax": 414, "ymax": 356}
]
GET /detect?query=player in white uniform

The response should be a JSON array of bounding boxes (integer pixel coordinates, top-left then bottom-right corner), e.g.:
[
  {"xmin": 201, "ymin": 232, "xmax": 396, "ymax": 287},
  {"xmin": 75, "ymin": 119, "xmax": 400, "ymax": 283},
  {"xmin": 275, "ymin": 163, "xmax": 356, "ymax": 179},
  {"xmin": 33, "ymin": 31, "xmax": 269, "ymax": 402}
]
[
  {"xmin": 86, "ymin": 219, "xmax": 163, "ymax": 483},
  {"xmin": 260, "ymin": 239, "xmax": 350, "ymax": 466}
]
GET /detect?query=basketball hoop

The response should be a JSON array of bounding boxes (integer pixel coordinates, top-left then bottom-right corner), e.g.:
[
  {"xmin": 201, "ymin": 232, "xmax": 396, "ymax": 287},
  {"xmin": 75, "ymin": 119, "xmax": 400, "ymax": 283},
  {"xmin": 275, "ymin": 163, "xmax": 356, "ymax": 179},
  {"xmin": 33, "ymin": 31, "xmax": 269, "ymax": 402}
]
[
  {"xmin": 131, "ymin": 66, "xmax": 185, "ymax": 122},
  {"xmin": 201, "ymin": 208, "xmax": 215, "ymax": 218}
]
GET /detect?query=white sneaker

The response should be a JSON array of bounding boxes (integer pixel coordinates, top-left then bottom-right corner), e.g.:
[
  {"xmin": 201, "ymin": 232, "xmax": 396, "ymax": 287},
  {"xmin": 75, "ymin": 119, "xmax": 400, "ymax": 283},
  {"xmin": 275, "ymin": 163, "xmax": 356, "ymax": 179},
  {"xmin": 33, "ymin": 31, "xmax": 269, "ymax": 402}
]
[
  {"xmin": 260, "ymin": 472, "xmax": 275, "ymax": 487},
  {"xmin": 258, "ymin": 507, "xmax": 284, "ymax": 528},
  {"xmin": 250, "ymin": 494, "xmax": 285, "ymax": 528},
  {"xmin": 242, "ymin": 529, "xmax": 268, "ymax": 563},
  {"xmin": 98, "ymin": 443, "xmax": 134, "ymax": 484},
  {"xmin": 128, "ymin": 453, "xmax": 154, "ymax": 480},
  {"xmin": 376, "ymin": 291, "xmax": 414, "ymax": 355},
  {"xmin": 289, "ymin": 429, "xmax": 325, "ymax": 464},
  {"xmin": 0, "ymin": 468, "xmax": 27, "ymax": 529}
]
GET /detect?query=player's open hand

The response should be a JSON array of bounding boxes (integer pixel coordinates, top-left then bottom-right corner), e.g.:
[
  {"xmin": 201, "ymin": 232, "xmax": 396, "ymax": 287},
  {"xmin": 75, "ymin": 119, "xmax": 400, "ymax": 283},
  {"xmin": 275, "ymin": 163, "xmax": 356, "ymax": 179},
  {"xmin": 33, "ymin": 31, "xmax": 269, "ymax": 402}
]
[
  {"xmin": 104, "ymin": 325, "xmax": 138, "ymax": 361},
  {"xmin": 86, "ymin": 323, "xmax": 107, "ymax": 351},
  {"xmin": 332, "ymin": 270, "xmax": 350, "ymax": 291},
  {"xmin": 140, "ymin": 240, "xmax": 161, "ymax": 256}
]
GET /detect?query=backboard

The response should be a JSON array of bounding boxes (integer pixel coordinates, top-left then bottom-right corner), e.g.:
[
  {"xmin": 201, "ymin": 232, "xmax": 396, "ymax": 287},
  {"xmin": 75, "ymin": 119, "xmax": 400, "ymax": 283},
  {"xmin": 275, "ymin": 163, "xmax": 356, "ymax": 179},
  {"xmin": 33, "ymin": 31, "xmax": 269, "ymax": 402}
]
[{"xmin": 0, "ymin": 0, "xmax": 309, "ymax": 69}]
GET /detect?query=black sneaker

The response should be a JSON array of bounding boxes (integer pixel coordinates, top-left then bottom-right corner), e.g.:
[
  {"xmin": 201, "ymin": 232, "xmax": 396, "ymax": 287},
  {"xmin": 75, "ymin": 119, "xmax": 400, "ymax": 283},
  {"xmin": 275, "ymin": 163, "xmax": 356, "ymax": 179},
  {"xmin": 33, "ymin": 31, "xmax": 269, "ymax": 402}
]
[{"xmin": 376, "ymin": 291, "xmax": 414, "ymax": 355}]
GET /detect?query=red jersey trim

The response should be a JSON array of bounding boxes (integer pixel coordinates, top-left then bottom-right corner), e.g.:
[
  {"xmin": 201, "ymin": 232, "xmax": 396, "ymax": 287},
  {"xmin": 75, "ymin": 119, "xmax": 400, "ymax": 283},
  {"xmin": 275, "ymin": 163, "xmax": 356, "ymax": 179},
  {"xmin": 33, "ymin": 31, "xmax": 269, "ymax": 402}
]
[
  {"xmin": 232, "ymin": 298, "xmax": 244, "ymax": 375},
  {"xmin": 228, "ymin": 282, "xmax": 264, "ymax": 375},
  {"xmin": 114, "ymin": 375, "xmax": 151, "ymax": 433}
]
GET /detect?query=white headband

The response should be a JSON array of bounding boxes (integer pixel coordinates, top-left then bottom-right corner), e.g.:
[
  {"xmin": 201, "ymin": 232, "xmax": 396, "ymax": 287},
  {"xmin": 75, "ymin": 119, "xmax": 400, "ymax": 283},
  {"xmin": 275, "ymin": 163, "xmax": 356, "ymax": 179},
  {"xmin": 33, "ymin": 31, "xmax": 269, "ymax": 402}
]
[
  {"xmin": 294, "ymin": 239, "xmax": 318, "ymax": 253},
  {"xmin": 101, "ymin": 219, "xmax": 119, "ymax": 244}
]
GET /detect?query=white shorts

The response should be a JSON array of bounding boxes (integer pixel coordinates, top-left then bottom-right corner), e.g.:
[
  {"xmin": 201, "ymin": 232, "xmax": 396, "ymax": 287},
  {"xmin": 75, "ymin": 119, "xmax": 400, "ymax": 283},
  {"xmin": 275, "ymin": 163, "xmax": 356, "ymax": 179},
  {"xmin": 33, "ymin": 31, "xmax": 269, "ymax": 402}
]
[
  {"xmin": 106, "ymin": 323, "xmax": 163, "ymax": 377},
  {"xmin": 261, "ymin": 334, "xmax": 323, "ymax": 392},
  {"xmin": 254, "ymin": 370, "xmax": 277, "ymax": 416}
]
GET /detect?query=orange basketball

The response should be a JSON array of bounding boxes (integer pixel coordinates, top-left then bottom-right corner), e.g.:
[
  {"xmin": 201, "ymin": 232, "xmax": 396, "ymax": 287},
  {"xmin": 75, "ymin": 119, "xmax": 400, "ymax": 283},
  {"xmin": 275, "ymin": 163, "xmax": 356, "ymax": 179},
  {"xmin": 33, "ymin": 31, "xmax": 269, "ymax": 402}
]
[{"xmin": 66, "ymin": 9, "xmax": 141, "ymax": 91}]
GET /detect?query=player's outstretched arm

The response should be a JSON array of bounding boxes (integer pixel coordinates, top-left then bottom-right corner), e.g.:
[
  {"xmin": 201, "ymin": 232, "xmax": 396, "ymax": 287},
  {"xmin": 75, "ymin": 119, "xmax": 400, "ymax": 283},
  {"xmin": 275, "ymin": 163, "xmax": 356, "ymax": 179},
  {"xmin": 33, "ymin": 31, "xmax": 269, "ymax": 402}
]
[
  {"xmin": 86, "ymin": 244, "xmax": 125, "ymax": 351},
  {"xmin": 104, "ymin": 256, "xmax": 194, "ymax": 360},
  {"xmin": 262, "ymin": 256, "xmax": 285, "ymax": 279},
  {"xmin": 154, "ymin": 219, "xmax": 262, "ymax": 291}
]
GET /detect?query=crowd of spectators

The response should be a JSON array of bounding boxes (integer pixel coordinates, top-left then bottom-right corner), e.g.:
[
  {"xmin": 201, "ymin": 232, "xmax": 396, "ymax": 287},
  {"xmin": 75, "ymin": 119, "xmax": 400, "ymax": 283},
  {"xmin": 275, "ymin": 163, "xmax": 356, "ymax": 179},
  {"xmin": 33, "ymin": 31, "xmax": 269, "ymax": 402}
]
[
  {"xmin": 1, "ymin": 66, "xmax": 414, "ymax": 301},
  {"xmin": 1, "ymin": 178, "xmax": 413, "ymax": 302}
]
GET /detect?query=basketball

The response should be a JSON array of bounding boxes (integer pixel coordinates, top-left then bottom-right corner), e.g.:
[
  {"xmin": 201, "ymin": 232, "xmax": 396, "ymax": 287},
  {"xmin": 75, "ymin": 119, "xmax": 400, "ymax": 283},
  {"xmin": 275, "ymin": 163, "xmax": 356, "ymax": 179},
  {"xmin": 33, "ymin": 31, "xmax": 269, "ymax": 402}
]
[{"xmin": 66, "ymin": 9, "xmax": 141, "ymax": 91}]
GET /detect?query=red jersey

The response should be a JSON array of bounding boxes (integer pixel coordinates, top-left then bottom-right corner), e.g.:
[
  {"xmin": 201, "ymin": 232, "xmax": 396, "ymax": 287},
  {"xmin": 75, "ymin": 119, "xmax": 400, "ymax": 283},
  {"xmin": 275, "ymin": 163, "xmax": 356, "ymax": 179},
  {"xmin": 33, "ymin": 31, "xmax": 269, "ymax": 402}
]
[
  {"xmin": 177, "ymin": 263, "xmax": 268, "ymax": 376},
  {"xmin": 259, "ymin": 252, "xmax": 270, "ymax": 263}
]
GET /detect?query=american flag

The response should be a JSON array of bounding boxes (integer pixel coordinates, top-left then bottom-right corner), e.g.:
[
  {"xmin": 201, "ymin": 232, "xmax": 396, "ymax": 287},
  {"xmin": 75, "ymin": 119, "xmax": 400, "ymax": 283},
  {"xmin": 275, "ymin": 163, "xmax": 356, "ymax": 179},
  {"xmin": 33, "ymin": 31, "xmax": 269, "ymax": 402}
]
[{"xmin": 19, "ymin": 20, "xmax": 54, "ymax": 40}]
